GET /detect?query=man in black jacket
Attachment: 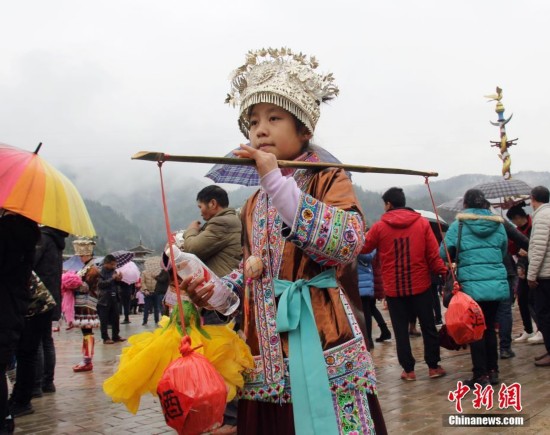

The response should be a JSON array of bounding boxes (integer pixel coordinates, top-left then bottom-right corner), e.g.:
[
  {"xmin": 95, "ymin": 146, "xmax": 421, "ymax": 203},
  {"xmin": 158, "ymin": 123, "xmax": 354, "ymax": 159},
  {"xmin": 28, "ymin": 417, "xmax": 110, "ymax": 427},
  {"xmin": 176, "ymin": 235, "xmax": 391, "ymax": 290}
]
[
  {"xmin": 96, "ymin": 255, "xmax": 126, "ymax": 344},
  {"xmin": 33, "ymin": 227, "xmax": 68, "ymax": 395}
]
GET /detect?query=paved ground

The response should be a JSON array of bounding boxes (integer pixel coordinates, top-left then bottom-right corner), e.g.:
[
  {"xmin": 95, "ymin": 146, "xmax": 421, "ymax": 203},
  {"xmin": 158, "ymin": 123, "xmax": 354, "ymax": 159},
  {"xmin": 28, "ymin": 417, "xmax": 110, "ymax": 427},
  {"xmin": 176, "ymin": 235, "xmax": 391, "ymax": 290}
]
[{"xmin": 11, "ymin": 304, "xmax": 550, "ymax": 434}]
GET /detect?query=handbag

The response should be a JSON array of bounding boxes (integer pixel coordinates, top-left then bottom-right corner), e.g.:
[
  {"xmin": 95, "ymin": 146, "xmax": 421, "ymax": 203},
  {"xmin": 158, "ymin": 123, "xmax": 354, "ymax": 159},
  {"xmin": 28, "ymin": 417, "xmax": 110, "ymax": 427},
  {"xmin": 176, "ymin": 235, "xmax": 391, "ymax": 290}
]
[
  {"xmin": 443, "ymin": 222, "xmax": 463, "ymax": 308},
  {"xmin": 27, "ymin": 272, "xmax": 57, "ymax": 317},
  {"xmin": 439, "ymin": 324, "xmax": 467, "ymax": 351}
]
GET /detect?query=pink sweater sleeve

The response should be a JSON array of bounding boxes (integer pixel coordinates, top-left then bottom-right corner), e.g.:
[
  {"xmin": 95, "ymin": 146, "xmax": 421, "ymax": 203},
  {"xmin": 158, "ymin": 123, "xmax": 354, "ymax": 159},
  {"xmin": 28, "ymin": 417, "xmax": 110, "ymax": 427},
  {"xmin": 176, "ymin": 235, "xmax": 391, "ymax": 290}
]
[{"xmin": 260, "ymin": 168, "xmax": 300, "ymax": 226}]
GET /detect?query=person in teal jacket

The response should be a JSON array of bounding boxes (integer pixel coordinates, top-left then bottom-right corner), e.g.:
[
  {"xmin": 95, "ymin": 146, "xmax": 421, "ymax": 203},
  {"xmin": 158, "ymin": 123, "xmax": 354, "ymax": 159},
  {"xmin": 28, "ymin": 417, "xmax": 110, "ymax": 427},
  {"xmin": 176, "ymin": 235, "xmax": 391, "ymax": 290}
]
[{"xmin": 441, "ymin": 189, "xmax": 508, "ymax": 387}]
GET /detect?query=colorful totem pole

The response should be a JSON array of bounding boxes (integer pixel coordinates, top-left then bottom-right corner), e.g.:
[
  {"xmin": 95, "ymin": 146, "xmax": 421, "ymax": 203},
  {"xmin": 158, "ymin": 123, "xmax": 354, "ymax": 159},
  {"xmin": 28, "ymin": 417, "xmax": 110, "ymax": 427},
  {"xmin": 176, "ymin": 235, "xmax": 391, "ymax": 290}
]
[{"xmin": 485, "ymin": 87, "xmax": 518, "ymax": 180}]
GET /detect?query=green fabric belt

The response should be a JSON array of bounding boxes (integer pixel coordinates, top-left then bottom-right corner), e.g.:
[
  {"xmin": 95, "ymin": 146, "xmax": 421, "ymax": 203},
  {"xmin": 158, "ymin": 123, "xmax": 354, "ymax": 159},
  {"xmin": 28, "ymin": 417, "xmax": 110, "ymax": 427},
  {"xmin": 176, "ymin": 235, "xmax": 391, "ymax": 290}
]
[{"xmin": 274, "ymin": 269, "xmax": 339, "ymax": 435}]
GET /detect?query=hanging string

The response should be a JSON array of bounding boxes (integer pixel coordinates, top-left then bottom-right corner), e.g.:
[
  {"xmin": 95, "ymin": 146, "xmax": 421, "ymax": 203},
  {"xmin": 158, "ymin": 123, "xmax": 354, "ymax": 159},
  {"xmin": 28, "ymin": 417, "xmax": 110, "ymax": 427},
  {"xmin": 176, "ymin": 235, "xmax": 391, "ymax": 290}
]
[
  {"xmin": 158, "ymin": 161, "xmax": 187, "ymax": 334},
  {"xmin": 424, "ymin": 176, "xmax": 459, "ymax": 283}
]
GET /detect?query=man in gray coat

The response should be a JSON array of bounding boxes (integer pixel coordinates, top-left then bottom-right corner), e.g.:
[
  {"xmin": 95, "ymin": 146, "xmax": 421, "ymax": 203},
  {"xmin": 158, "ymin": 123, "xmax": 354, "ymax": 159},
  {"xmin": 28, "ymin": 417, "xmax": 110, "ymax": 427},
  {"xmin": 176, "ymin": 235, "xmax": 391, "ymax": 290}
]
[
  {"xmin": 527, "ymin": 186, "xmax": 550, "ymax": 367},
  {"xmin": 183, "ymin": 185, "xmax": 242, "ymax": 278}
]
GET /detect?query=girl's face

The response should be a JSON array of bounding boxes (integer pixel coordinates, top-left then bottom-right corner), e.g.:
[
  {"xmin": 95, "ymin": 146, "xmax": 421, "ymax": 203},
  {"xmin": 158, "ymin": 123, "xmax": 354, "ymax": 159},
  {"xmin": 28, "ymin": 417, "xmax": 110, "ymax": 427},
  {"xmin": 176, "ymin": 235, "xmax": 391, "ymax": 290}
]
[{"xmin": 248, "ymin": 103, "xmax": 312, "ymax": 160}]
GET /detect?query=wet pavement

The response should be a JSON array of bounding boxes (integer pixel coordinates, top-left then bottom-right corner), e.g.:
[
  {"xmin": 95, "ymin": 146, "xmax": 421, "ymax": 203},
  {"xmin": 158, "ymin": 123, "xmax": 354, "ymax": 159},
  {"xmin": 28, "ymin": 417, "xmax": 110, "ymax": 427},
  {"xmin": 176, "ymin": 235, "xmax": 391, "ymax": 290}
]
[{"xmin": 11, "ymin": 304, "xmax": 550, "ymax": 434}]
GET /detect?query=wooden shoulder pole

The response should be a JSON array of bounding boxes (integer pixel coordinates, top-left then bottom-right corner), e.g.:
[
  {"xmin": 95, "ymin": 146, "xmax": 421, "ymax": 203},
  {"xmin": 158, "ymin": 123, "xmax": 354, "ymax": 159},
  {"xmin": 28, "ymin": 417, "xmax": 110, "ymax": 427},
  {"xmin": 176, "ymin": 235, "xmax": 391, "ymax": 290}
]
[{"xmin": 132, "ymin": 151, "xmax": 438, "ymax": 178}]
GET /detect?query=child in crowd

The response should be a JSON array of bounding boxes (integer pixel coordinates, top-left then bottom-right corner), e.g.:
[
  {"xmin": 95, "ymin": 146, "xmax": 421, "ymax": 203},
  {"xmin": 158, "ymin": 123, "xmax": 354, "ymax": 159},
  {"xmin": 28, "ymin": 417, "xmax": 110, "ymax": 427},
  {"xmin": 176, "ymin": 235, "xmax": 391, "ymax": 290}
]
[
  {"xmin": 183, "ymin": 48, "xmax": 386, "ymax": 435},
  {"xmin": 135, "ymin": 289, "xmax": 145, "ymax": 313}
]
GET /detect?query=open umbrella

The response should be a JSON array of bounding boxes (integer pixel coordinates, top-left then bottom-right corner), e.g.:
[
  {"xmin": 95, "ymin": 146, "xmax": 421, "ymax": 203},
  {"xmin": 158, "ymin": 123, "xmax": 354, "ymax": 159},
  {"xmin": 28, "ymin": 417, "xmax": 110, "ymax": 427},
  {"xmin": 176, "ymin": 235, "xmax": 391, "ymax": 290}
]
[
  {"xmin": 473, "ymin": 179, "xmax": 531, "ymax": 209},
  {"xmin": 438, "ymin": 179, "xmax": 532, "ymax": 212},
  {"xmin": 204, "ymin": 144, "xmax": 348, "ymax": 186},
  {"xmin": 110, "ymin": 250, "xmax": 135, "ymax": 268},
  {"xmin": 415, "ymin": 209, "xmax": 449, "ymax": 232},
  {"xmin": 63, "ymin": 255, "xmax": 85, "ymax": 272},
  {"xmin": 474, "ymin": 179, "xmax": 531, "ymax": 200},
  {"xmin": 144, "ymin": 255, "xmax": 163, "ymax": 276},
  {"xmin": 437, "ymin": 197, "xmax": 463, "ymax": 213},
  {"xmin": 0, "ymin": 143, "xmax": 95, "ymax": 237}
]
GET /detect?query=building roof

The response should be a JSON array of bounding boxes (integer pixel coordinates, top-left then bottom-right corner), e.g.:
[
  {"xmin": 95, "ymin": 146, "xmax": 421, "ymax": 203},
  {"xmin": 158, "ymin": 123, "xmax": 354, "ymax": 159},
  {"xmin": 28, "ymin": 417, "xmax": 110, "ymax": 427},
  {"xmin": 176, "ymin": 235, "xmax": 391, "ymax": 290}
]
[{"xmin": 127, "ymin": 243, "xmax": 154, "ymax": 255}]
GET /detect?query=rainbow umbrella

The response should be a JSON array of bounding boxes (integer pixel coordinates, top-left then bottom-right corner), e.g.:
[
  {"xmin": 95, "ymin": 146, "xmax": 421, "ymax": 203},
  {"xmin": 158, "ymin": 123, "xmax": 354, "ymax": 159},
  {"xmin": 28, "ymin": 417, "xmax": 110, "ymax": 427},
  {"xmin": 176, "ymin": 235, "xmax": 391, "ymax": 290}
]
[{"xmin": 0, "ymin": 142, "xmax": 96, "ymax": 237}]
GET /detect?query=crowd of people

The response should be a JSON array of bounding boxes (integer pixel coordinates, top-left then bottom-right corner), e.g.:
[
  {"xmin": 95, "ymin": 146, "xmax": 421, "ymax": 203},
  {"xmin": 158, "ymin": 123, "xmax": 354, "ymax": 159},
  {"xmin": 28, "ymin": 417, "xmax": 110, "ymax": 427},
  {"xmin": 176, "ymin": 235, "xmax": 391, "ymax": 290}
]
[{"xmin": 2, "ymin": 47, "xmax": 550, "ymax": 435}]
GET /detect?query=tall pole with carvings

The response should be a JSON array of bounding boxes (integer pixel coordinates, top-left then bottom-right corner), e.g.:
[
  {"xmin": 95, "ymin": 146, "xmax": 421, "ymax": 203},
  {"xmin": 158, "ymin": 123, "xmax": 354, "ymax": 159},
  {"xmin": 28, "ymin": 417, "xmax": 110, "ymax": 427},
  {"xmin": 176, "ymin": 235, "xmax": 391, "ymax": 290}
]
[{"xmin": 485, "ymin": 87, "xmax": 518, "ymax": 180}]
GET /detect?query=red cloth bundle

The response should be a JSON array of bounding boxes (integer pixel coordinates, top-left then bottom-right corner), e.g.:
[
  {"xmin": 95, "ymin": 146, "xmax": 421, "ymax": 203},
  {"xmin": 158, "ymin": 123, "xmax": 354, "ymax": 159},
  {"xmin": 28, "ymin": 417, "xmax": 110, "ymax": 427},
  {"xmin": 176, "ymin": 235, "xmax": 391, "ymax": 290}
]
[
  {"xmin": 157, "ymin": 336, "xmax": 227, "ymax": 435},
  {"xmin": 445, "ymin": 290, "xmax": 486, "ymax": 345}
]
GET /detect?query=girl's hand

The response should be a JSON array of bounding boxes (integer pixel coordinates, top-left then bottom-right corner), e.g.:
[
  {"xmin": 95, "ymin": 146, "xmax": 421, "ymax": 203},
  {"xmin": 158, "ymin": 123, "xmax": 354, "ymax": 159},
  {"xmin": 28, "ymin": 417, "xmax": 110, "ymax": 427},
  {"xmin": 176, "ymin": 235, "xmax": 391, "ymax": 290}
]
[
  {"xmin": 233, "ymin": 143, "xmax": 278, "ymax": 178},
  {"xmin": 180, "ymin": 275, "xmax": 215, "ymax": 308}
]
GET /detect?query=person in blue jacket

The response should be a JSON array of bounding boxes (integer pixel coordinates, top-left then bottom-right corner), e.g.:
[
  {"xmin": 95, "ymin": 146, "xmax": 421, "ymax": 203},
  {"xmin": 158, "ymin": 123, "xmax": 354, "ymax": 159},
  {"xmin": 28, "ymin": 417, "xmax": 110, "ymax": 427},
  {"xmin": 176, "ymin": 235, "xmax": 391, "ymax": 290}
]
[
  {"xmin": 358, "ymin": 251, "xmax": 391, "ymax": 348},
  {"xmin": 441, "ymin": 189, "xmax": 508, "ymax": 387}
]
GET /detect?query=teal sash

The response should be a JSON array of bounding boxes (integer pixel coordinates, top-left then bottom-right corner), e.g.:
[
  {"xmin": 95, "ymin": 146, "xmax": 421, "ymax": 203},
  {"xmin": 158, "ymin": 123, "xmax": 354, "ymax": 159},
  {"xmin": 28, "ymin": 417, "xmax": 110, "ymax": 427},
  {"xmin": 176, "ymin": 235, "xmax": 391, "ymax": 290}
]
[{"xmin": 274, "ymin": 269, "xmax": 340, "ymax": 435}]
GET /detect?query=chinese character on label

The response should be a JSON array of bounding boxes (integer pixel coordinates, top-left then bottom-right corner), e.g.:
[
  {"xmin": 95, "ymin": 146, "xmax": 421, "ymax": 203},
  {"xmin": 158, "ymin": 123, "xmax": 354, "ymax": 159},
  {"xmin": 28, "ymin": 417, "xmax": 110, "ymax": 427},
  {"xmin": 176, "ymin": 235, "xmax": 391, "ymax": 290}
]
[
  {"xmin": 448, "ymin": 381, "xmax": 471, "ymax": 413},
  {"xmin": 161, "ymin": 389, "xmax": 184, "ymax": 420},
  {"xmin": 498, "ymin": 382, "xmax": 522, "ymax": 412},
  {"xmin": 472, "ymin": 384, "xmax": 494, "ymax": 410}
]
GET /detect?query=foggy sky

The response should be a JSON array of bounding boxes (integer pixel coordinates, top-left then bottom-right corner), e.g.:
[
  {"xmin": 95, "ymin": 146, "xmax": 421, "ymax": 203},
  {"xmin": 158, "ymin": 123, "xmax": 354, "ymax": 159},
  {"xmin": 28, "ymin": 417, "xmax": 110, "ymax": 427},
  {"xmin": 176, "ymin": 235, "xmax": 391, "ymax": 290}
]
[{"xmin": 1, "ymin": 0, "xmax": 548, "ymax": 199}]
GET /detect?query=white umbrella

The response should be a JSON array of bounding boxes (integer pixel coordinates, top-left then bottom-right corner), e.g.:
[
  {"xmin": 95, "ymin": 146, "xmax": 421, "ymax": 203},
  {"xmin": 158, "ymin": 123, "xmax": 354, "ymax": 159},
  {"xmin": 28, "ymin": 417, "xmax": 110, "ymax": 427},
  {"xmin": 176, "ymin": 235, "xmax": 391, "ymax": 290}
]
[{"xmin": 415, "ymin": 209, "xmax": 449, "ymax": 231}]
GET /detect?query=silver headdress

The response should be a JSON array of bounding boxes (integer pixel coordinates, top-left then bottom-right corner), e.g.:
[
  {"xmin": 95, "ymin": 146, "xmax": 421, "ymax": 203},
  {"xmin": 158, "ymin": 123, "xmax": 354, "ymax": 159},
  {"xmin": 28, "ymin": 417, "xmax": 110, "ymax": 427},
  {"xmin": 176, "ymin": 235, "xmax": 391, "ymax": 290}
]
[
  {"xmin": 73, "ymin": 238, "xmax": 95, "ymax": 256},
  {"xmin": 225, "ymin": 48, "xmax": 339, "ymax": 138}
]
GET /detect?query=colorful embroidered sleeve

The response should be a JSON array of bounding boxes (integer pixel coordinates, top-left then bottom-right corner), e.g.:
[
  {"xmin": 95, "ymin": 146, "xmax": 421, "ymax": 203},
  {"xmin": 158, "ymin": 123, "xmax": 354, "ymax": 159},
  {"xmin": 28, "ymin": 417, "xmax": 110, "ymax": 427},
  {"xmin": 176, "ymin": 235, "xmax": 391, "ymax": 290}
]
[{"xmin": 283, "ymin": 191, "xmax": 365, "ymax": 266}]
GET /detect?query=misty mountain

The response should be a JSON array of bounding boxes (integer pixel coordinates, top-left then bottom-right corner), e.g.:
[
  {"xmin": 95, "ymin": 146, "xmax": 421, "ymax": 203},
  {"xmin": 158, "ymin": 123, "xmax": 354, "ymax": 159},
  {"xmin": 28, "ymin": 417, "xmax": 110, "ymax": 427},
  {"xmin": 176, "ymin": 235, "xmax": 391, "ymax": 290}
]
[
  {"xmin": 83, "ymin": 171, "xmax": 550, "ymax": 253},
  {"xmin": 65, "ymin": 200, "xmax": 155, "ymax": 255},
  {"xmin": 92, "ymin": 178, "xmax": 256, "ymax": 253}
]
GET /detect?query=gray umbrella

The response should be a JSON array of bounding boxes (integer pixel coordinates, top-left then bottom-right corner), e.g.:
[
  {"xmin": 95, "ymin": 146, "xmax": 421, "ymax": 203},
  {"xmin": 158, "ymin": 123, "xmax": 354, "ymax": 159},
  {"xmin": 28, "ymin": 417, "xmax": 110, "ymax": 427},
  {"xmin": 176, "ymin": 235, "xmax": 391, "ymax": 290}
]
[
  {"xmin": 438, "ymin": 179, "xmax": 532, "ymax": 212},
  {"xmin": 437, "ymin": 197, "xmax": 463, "ymax": 213},
  {"xmin": 474, "ymin": 179, "xmax": 532, "ymax": 199}
]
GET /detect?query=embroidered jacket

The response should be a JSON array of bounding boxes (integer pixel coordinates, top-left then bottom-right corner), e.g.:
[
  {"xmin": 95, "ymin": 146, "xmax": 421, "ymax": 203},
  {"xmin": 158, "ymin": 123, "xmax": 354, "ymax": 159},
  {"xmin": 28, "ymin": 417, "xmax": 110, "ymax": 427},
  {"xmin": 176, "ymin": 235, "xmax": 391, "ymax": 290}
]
[{"xmin": 222, "ymin": 165, "xmax": 376, "ymax": 405}]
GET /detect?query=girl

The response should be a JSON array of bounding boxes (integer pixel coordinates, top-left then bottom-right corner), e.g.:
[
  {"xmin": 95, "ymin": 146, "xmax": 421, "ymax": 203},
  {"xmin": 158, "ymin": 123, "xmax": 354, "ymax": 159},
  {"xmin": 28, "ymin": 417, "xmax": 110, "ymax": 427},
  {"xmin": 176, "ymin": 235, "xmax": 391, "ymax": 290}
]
[
  {"xmin": 184, "ymin": 48, "xmax": 386, "ymax": 435},
  {"xmin": 135, "ymin": 288, "xmax": 145, "ymax": 313},
  {"xmin": 72, "ymin": 239, "xmax": 101, "ymax": 372}
]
